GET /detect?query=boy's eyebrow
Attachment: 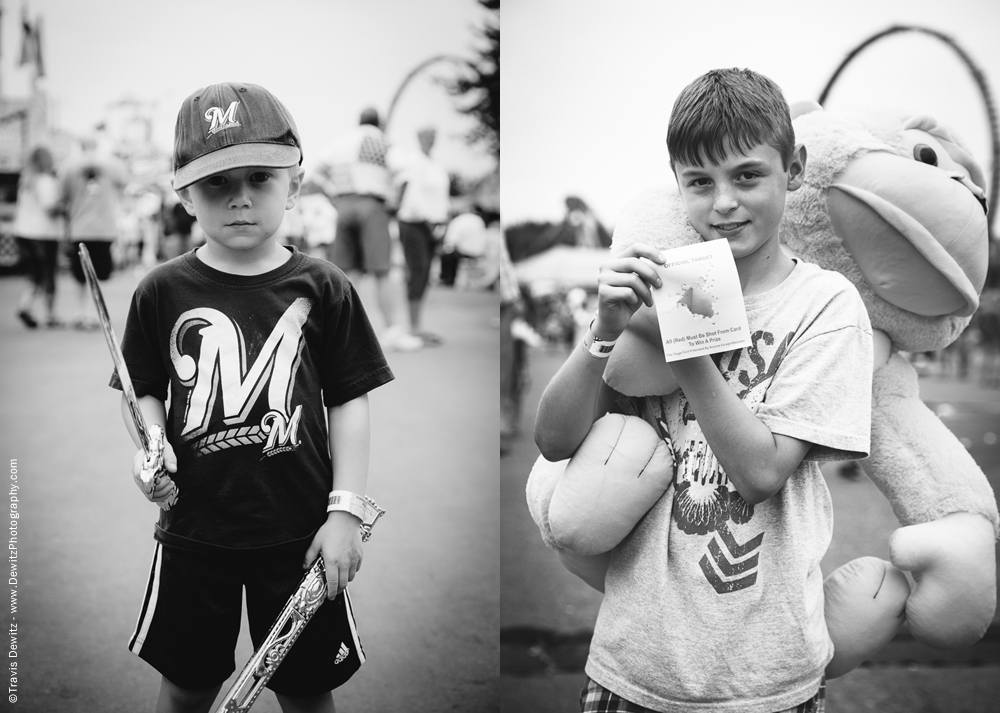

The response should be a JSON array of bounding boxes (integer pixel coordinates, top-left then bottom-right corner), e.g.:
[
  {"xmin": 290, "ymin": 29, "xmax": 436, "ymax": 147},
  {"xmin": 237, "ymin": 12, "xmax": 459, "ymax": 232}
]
[{"xmin": 677, "ymin": 156, "xmax": 770, "ymax": 177}]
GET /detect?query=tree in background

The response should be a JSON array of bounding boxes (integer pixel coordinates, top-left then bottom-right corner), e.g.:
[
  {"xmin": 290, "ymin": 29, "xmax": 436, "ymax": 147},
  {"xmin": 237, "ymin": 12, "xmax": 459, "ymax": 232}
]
[{"xmin": 449, "ymin": 0, "xmax": 499, "ymax": 160}]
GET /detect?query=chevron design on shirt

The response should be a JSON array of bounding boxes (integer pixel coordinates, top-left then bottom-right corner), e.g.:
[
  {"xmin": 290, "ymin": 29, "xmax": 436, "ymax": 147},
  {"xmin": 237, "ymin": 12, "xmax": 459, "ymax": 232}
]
[{"xmin": 699, "ymin": 522, "xmax": 764, "ymax": 594}]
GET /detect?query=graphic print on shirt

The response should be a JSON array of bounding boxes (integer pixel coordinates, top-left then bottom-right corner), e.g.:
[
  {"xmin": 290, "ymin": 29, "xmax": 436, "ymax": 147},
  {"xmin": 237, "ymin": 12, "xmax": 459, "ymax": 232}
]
[
  {"xmin": 169, "ymin": 298, "xmax": 311, "ymax": 458},
  {"xmin": 663, "ymin": 329, "xmax": 795, "ymax": 594}
]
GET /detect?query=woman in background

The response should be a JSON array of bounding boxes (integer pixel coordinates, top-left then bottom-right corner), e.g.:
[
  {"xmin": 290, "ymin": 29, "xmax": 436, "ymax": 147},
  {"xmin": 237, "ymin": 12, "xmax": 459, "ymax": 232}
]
[{"xmin": 14, "ymin": 145, "xmax": 64, "ymax": 328}]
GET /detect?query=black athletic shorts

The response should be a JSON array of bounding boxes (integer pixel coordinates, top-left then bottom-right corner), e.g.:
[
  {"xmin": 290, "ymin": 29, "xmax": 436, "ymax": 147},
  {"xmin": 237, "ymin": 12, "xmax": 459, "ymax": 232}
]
[{"xmin": 128, "ymin": 542, "xmax": 365, "ymax": 695}]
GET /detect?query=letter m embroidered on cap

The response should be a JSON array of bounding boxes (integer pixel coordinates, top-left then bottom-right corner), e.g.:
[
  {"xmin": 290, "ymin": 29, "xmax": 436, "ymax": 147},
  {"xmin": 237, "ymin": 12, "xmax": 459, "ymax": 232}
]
[{"xmin": 205, "ymin": 101, "xmax": 241, "ymax": 137}]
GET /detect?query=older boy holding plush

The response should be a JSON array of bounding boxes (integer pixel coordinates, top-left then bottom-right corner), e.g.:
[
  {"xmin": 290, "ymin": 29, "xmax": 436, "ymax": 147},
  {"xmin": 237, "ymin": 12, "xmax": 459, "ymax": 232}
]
[{"xmin": 536, "ymin": 68, "xmax": 874, "ymax": 712}]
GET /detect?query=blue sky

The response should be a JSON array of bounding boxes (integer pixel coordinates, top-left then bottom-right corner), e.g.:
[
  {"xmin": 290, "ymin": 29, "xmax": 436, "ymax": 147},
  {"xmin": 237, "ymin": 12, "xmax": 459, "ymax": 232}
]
[{"xmin": 504, "ymin": 0, "xmax": 1000, "ymax": 225}]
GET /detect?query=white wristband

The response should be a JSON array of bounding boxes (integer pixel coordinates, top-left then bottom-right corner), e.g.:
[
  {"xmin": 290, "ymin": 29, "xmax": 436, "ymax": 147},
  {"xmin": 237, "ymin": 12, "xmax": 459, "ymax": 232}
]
[
  {"xmin": 327, "ymin": 490, "xmax": 386, "ymax": 542},
  {"xmin": 582, "ymin": 321, "xmax": 617, "ymax": 358}
]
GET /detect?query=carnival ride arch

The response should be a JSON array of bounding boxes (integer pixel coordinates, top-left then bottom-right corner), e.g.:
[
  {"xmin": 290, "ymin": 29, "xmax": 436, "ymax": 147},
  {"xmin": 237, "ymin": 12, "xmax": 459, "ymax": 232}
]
[{"xmin": 384, "ymin": 54, "xmax": 475, "ymax": 134}]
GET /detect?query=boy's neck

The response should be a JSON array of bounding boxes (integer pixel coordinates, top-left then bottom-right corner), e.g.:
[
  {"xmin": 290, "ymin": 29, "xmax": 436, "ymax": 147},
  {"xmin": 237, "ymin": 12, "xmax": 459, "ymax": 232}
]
[
  {"xmin": 736, "ymin": 243, "xmax": 796, "ymax": 295},
  {"xmin": 196, "ymin": 240, "xmax": 292, "ymax": 276}
]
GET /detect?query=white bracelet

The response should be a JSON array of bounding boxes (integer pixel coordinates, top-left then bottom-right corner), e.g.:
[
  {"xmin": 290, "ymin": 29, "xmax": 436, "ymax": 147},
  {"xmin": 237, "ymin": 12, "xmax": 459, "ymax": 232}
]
[
  {"xmin": 327, "ymin": 490, "xmax": 386, "ymax": 542},
  {"xmin": 582, "ymin": 320, "xmax": 617, "ymax": 358}
]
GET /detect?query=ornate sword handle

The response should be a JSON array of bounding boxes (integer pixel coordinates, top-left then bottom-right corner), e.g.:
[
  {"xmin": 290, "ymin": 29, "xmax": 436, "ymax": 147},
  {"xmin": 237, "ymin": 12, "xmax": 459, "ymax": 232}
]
[
  {"xmin": 138, "ymin": 424, "xmax": 178, "ymax": 511},
  {"xmin": 215, "ymin": 559, "xmax": 329, "ymax": 713},
  {"xmin": 213, "ymin": 498, "xmax": 384, "ymax": 712}
]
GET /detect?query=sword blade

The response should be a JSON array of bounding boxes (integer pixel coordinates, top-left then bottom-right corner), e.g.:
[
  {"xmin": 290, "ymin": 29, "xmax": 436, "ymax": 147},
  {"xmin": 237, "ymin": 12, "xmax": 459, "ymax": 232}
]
[{"xmin": 77, "ymin": 243, "xmax": 151, "ymax": 452}]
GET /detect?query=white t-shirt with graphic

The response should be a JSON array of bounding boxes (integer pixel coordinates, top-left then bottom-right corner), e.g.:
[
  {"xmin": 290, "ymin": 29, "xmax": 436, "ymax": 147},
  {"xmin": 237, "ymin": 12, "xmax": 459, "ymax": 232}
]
[{"xmin": 587, "ymin": 259, "xmax": 873, "ymax": 713}]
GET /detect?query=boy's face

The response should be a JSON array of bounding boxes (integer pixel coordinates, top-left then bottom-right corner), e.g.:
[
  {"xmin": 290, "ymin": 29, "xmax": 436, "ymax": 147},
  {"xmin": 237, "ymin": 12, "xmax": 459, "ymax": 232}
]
[
  {"xmin": 178, "ymin": 166, "xmax": 301, "ymax": 252},
  {"xmin": 673, "ymin": 142, "xmax": 805, "ymax": 261}
]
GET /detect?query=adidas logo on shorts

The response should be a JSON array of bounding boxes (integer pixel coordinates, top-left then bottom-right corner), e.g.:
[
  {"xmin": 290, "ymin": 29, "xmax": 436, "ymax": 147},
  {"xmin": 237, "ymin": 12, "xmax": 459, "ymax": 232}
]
[{"xmin": 334, "ymin": 642, "xmax": 350, "ymax": 665}]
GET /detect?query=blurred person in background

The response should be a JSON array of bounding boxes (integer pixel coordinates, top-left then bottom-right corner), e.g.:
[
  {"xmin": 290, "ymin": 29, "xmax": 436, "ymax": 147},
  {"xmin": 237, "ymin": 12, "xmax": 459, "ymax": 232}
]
[
  {"xmin": 564, "ymin": 195, "xmax": 611, "ymax": 249},
  {"xmin": 60, "ymin": 136, "xmax": 128, "ymax": 329},
  {"xmin": 391, "ymin": 126, "xmax": 451, "ymax": 345},
  {"xmin": 161, "ymin": 191, "xmax": 197, "ymax": 262},
  {"xmin": 298, "ymin": 179, "xmax": 338, "ymax": 260},
  {"xmin": 314, "ymin": 107, "xmax": 422, "ymax": 351},
  {"xmin": 14, "ymin": 145, "xmax": 64, "ymax": 329},
  {"xmin": 440, "ymin": 207, "xmax": 487, "ymax": 287}
]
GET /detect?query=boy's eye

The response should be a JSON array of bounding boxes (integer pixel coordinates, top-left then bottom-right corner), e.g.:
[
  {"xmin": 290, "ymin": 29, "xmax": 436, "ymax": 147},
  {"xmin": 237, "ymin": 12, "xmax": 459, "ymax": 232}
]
[
  {"xmin": 250, "ymin": 171, "xmax": 271, "ymax": 183},
  {"xmin": 205, "ymin": 175, "xmax": 227, "ymax": 187},
  {"xmin": 737, "ymin": 171, "xmax": 759, "ymax": 181},
  {"xmin": 688, "ymin": 177, "xmax": 711, "ymax": 188}
]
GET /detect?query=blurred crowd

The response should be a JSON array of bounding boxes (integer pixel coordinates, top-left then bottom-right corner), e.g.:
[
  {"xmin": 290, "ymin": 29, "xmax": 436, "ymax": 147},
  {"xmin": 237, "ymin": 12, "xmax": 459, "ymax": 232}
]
[{"xmin": 5, "ymin": 114, "xmax": 502, "ymax": 349}]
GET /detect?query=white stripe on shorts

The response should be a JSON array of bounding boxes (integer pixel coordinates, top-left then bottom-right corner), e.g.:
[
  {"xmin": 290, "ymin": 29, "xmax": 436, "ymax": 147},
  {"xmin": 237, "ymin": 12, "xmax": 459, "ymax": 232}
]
[
  {"xmin": 129, "ymin": 543, "xmax": 164, "ymax": 655},
  {"xmin": 343, "ymin": 588, "xmax": 366, "ymax": 665}
]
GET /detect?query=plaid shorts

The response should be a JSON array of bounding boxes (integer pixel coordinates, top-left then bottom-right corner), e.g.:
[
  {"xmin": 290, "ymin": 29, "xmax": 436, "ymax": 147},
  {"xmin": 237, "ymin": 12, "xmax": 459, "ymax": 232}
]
[{"xmin": 580, "ymin": 677, "xmax": 826, "ymax": 713}]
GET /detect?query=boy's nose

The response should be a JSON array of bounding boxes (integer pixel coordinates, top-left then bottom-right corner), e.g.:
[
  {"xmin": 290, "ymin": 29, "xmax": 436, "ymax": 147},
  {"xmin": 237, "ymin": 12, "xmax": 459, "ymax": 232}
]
[
  {"xmin": 713, "ymin": 186, "xmax": 738, "ymax": 212},
  {"xmin": 228, "ymin": 184, "xmax": 252, "ymax": 208}
]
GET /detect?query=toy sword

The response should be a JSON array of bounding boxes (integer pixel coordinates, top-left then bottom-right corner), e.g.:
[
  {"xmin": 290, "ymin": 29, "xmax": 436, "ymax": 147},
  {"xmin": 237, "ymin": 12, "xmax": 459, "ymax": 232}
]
[
  {"xmin": 213, "ymin": 497, "xmax": 385, "ymax": 713},
  {"xmin": 77, "ymin": 243, "xmax": 178, "ymax": 509}
]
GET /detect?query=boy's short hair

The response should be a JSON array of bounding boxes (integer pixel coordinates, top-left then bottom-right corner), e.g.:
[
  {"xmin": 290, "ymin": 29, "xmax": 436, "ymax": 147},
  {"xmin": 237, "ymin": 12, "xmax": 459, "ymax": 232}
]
[
  {"xmin": 667, "ymin": 68, "xmax": 794, "ymax": 170},
  {"xmin": 172, "ymin": 82, "xmax": 302, "ymax": 190}
]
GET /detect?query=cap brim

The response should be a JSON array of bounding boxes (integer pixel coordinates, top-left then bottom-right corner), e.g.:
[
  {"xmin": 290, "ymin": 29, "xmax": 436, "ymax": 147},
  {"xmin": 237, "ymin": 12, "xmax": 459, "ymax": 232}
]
[{"xmin": 173, "ymin": 143, "xmax": 301, "ymax": 190}]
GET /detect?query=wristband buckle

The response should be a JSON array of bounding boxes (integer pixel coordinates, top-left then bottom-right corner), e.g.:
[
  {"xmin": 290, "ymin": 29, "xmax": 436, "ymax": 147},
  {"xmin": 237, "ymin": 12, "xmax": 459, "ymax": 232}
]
[{"xmin": 328, "ymin": 491, "xmax": 386, "ymax": 542}]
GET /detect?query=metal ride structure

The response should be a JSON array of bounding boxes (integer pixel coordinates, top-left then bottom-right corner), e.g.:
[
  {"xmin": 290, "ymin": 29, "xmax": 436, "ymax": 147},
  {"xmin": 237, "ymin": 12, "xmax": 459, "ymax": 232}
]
[
  {"xmin": 817, "ymin": 24, "xmax": 1000, "ymax": 241},
  {"xmin": 383, "ymin": 53, "xmax": 475, "ymax": 133}
]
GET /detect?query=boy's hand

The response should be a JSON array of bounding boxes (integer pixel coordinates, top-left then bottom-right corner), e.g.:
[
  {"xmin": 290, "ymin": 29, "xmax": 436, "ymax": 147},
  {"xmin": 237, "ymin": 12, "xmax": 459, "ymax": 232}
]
[
  {"xmin": 595, "ymin": 243, "xmax": 665, "ymax": 340},
  {"xmin": 305, "ymin": 512, "xmax": 364, "ymax": 600},
  {"xmin": 130, "ymin": 440, "xmax": 177, "ymax": 505}
]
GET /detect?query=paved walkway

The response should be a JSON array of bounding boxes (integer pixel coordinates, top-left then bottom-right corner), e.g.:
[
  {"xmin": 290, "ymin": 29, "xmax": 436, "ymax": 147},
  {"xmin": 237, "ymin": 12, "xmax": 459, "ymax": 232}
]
[
  {"xmin": 502, "ymin": 344, "xmax": 1000, "ymax": 713},
  {"xmin": 0, "ymin": 266, "xmax": 499, "ymax": 712}
]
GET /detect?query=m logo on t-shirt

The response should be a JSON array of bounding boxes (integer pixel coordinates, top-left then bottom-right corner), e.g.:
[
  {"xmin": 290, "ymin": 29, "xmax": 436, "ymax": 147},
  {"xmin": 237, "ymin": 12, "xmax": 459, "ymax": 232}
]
[{"xmin": 169, "ymin": 298, "xmax": 311, "ymax": 457}]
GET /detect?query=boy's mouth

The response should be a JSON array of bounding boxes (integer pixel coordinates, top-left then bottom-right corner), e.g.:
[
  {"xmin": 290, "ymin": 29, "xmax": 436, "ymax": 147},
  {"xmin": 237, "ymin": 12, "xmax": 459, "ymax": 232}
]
[
  {"xmin": 712, "ymin": 220, "xmax": 748, "ymax": 233},
  {"xmin": 227, "ymin": 220, "xmax": 255, "ymax": 226}
]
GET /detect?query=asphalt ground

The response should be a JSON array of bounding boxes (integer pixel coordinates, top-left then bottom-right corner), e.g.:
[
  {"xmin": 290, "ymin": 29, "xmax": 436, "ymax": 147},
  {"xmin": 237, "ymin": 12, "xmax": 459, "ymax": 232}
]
[
  {"xmin": 501, "ymin": 344, "xmax": 1000, "ymax": 713},
  {"xmin": 0, "ymin": 265, "xmax": 499, "ymax": 712}
]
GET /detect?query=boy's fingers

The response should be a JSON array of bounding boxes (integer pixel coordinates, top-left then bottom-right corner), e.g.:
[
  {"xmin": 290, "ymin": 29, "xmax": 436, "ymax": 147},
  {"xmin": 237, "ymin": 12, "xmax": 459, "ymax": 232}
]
[
  {"xmin": 602, "ymin": 257, "xmax": 663, "ymax": 289},
  {"xmin": 621, "ymin": 242, "xmax": 667, "ymax": 263},
  {"xmin": 327, "ymin": 567, "xmax": 345, "ymax": 599},
  {"xmin": 303, "ymin": 546, "xmax": 318, "ymax": 570},
  {"xmin": 601, "ymin": 278, "xmax": 654, "ymax": 308},
  {"xmin": 163, "ymin": 442, "xmax": 178, "ymax": 472}
]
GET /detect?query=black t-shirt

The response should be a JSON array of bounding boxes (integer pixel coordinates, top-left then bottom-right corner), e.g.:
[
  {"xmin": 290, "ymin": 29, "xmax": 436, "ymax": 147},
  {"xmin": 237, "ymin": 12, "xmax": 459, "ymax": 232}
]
[{"xmin": 112, "ymin": 247, "xmax": 394, "ymax": 551}]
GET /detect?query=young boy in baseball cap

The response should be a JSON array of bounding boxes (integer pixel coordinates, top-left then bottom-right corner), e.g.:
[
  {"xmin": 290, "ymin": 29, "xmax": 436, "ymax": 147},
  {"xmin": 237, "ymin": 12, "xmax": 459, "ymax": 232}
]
[{"xmin": 112, "ymin": 82, "xmax": 394, "ymax": 712}]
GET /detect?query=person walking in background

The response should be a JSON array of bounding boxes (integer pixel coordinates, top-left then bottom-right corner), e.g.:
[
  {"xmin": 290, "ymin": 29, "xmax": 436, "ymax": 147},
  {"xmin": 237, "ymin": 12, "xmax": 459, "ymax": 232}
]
[
  {"xmin": 298, "ymin": 179, "xmax": 339, "ymax": 260},
  {"xmin": 391, "ymin": 126, "xmax": 451, "ymax": 345},
  {"xmin": 314, "ymin": 107, "xmax": 422, "ymax": 351},
  {"xmin": 14, "ymin": 145, "xmax": 64, "ymax": 329},
  {"xmin": 61, "ymin": 136, "xmax": 128, "ymax": 329}
]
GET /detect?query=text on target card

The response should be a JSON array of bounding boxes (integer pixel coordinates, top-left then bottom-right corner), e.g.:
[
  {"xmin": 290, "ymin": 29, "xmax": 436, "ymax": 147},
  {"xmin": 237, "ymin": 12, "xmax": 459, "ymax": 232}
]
[{"xmin": 649, "ymin": 239, "xmax": 751, "ymax": 361}]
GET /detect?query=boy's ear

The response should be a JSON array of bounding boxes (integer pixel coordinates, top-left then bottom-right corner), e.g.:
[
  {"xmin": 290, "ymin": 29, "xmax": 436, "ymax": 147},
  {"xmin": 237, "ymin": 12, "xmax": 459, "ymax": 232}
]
[
  {"xmin": 787, "ymin": 143, "xmax": 807, "ymax": 192},
  {"xmin": 286, "ymin": 167, "xmax": 304, "ymax": 209},
  {"xmin": 174, "ymin": 186, "xmax": 197, "ymax": 216}
]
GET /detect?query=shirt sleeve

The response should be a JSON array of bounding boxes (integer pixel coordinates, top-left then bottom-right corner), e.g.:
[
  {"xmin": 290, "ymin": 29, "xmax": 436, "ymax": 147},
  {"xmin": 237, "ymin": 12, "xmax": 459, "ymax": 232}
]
[
  {"xmin": 109, "ymin": 282, "xmax": 170, "ymax": 402},
  {"xmin": 755, "ymin": 287, "xmax": 873, "ymax": 462},
  {"xmin": 320, "ymin": 276, "xmax": 394, "ymax": 407}
]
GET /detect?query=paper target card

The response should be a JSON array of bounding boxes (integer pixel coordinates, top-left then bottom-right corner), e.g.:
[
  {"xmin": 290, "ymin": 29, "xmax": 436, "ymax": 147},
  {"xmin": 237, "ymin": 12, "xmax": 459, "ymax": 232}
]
[{"xmin": 649, "ymin": 240, "xmax": 751, "ymax": 362}]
